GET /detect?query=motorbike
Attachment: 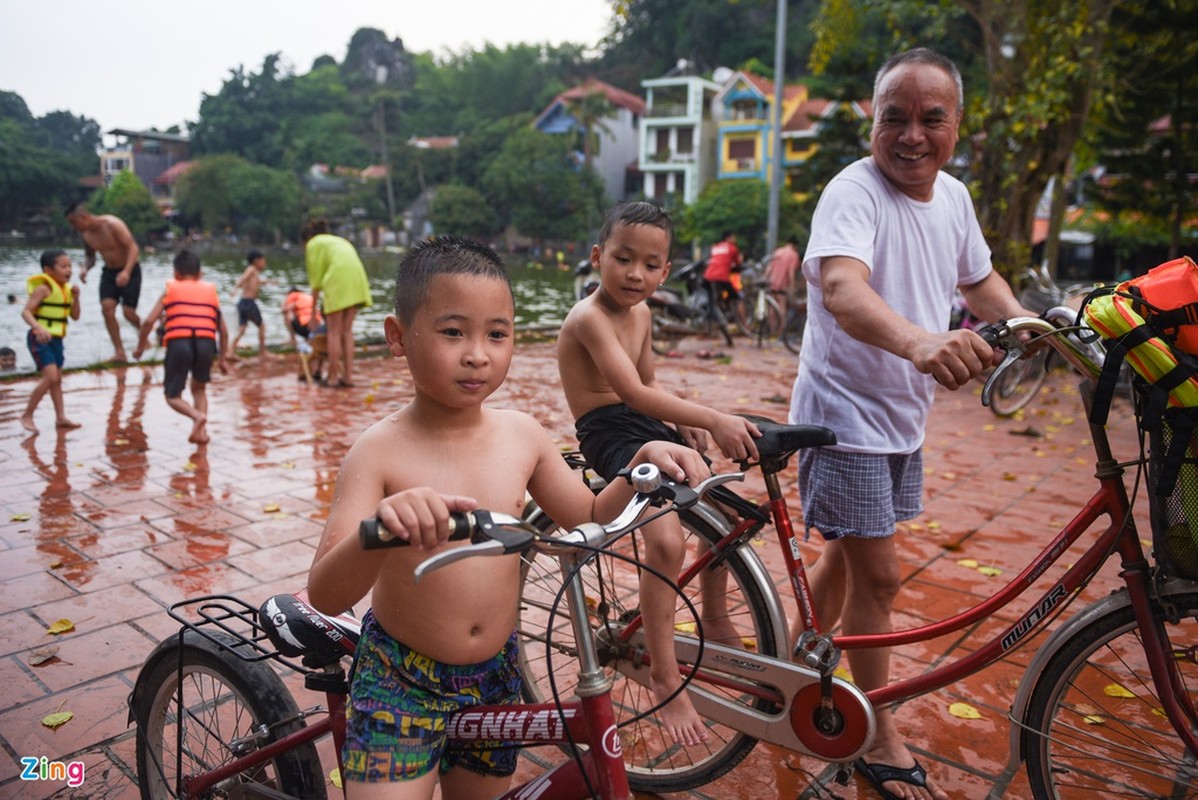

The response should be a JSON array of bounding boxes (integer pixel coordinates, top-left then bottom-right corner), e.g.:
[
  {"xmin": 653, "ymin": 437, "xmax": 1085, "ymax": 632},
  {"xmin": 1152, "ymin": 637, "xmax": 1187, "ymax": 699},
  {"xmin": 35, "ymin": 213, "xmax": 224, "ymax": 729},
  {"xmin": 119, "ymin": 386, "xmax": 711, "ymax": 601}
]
[{"xmin": 648, "ymin": 260, "xmax": 734, "ymax": 355}]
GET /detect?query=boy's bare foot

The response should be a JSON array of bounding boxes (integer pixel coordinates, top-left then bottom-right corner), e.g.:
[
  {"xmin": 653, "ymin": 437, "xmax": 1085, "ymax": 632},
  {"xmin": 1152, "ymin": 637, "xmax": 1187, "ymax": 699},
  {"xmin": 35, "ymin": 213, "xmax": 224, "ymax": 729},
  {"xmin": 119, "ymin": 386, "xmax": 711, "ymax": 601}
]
[
  {"xmin": 650, "ymin": 674, "xmax": 709, "ymax": 746},
  {"xmin": 700, "ymin": 614, "xmax": 745, "ymax": 648},
  {"xmin": 56, "ymin": 419, "xmax": 81, "ymax": 429},
  {"xmin": 19, "ymin": 414, "xmax": 37, "ymax": 433},
  {"xmin": 188, "ymin": 414, "xmax": 209, "ymax": 444}
]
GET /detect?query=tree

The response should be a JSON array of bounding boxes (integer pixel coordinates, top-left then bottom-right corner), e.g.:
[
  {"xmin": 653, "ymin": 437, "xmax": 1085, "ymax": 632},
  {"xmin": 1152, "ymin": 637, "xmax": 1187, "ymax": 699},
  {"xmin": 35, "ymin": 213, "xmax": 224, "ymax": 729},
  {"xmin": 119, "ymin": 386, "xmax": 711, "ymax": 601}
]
[
  {"xmin": 175, "ymin": 154, "xmax": 244, "ymax": 232},
  {"xmin": 90, "ymin": 171, "xmax": 163, "ymax": 241},
  {"xmin": 227, "ymin": 162, "xmax": 302, "ymax": 243},
  {"xmin": 482, "ymin": 127, "xmax": 604, "ymax": 240},
  {"xmin": 1090, "ymin": 0, "xmax": 1198, "ymax": 260},
  {"xmin": 191, "ymin": 54, "xmax": 292, "ymax": 167},
  {"xmin": 429, "ymin": 183, "xmax": 499, "ymax": 237},
  {"xmin": 683, "ymin": 179, "xmax": 803, "ymax": 257}
]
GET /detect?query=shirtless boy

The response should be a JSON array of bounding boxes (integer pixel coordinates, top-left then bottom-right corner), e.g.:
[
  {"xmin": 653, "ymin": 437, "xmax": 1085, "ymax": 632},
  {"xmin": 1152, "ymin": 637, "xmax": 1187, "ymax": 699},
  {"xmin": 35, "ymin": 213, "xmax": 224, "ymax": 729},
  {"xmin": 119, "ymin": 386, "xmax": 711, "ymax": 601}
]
[
  {"xmin": 556, "ymin": 200, "xmax": 760, "ymax": 745},
  {"xmin": 231, "ymin": 249, "xmax": 268, "ymax": 357},
  {"xmin": 306, "ymin": 235, "xmax": 707, "ymax": 800},
  {"xmin": 65, "ymin": 203, "xmax": 141, "ymax": 362}
]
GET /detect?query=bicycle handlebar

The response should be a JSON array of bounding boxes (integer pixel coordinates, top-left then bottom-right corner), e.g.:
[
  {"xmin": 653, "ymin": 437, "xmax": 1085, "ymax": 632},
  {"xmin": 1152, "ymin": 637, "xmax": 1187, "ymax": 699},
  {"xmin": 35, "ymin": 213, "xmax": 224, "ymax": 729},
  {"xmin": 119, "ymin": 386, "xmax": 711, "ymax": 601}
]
[
  {"xmin": 364, "ymin": 464, "xmax": 745, "ymax": 582},
  {"xmin": 978, "ymin": 311, "xmax": 1105, "ymax": 409}
]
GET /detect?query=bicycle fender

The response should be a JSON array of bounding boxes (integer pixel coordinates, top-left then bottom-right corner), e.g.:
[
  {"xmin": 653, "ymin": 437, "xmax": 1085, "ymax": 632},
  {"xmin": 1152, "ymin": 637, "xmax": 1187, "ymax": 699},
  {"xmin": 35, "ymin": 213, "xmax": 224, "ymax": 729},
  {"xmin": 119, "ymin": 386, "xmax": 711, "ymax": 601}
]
[{"xmin": 1005, "ymin": 578, "xmax": 1191, "ymax": 769}]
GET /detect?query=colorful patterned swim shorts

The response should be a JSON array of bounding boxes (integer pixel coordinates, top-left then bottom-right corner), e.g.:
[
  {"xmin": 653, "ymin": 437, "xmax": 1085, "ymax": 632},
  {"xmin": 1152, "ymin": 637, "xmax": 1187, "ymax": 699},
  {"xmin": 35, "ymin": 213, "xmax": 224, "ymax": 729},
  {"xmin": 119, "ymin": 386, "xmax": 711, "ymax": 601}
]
[{"xmin": 341, "ymin": 610, "xmax": 521, "ymax": 782}]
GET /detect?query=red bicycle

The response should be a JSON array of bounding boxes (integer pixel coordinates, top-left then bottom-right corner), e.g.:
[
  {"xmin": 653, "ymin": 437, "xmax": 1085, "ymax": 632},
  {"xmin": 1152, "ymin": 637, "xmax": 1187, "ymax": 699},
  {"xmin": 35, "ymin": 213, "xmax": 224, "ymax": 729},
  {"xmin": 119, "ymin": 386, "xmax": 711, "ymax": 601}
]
[
  {"xmin": 517, "ymin": 314, "xmax": 1198, "ymax": 798},
  {"xmin": 127, "ymin": 464, "xmax": 739, "ymax": 800}
]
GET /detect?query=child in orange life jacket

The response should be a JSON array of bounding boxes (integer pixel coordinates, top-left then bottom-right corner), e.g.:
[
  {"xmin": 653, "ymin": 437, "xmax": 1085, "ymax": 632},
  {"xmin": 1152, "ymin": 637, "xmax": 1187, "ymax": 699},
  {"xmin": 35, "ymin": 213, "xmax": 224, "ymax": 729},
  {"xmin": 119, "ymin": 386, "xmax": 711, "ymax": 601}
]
[
  {"xmin": 282, "ymin": 286, "xmax": 325, "ymax": 381},
  {"xmin": 20, "ymin": 249, "xmax": 82, "ymax": 433},
  {"xmin": 133, "ymin": 250, "xmax": 229, "ymax": 444}
]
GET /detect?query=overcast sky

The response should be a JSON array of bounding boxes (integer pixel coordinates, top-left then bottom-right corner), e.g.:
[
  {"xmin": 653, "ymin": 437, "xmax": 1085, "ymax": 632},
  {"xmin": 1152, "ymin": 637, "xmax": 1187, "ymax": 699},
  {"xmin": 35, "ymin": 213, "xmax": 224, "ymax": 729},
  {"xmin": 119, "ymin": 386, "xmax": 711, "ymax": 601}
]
[{"xmin": 0, "ymin": 0, "xmax": 612, "ymax": 136}]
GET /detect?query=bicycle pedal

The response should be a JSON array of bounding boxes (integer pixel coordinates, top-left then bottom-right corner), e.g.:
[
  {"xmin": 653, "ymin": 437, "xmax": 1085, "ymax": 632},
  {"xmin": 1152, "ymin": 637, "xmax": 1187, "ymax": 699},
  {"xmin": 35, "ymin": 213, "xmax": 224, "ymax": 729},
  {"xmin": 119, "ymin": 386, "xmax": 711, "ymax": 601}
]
[{"xmin": 833, "ymin": 764, "xmax": 852, "ymax": 785}]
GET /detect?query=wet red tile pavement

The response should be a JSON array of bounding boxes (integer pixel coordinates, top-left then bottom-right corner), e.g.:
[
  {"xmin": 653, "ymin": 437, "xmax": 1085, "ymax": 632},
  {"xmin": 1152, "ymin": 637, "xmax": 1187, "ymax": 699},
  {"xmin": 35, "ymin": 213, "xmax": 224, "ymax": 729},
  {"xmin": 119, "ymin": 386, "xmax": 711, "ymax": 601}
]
[{"xmin": 0, "ymin": 337, "xmax": 1146, "ymax": 798}]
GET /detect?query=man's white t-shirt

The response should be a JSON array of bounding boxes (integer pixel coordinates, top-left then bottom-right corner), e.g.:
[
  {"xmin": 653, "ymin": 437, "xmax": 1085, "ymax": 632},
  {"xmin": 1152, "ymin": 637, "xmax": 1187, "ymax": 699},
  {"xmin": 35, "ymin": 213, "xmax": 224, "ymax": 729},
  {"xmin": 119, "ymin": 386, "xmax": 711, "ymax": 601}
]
[{"xmin": 789, "ymin": 157, "xmax": 992, "ymax": 454}]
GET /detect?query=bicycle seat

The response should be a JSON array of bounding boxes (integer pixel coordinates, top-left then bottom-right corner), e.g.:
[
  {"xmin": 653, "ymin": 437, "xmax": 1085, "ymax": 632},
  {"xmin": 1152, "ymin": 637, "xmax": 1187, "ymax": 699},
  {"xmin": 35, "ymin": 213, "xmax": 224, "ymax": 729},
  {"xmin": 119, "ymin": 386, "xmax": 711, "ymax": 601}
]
[
  {"xmin": 740, "ymin": 415, "xmax": 836, "ymax": 468},
  {"xmin": 260, "ymin": 593, "xmax": 360, "ymax": 667}
]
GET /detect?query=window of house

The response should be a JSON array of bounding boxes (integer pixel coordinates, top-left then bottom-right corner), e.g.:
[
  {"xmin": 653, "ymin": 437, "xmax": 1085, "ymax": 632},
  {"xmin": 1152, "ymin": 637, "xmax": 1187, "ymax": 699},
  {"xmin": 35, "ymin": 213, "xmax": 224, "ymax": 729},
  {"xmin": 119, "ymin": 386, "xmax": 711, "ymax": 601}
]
[
  {"xmin": 728, "ymin": 139, "xmax": 756, "ymax": 160},
  {"xmin": 676, "ymin": 127, "xmax": 693, "ymax": 154},
  {"xmin": 655, "ymin": 128, "xmax": 670, "ymax": 156},
  {"xmin": 654, "ymin": 173, "xmax": 669, "ymax": 197}
]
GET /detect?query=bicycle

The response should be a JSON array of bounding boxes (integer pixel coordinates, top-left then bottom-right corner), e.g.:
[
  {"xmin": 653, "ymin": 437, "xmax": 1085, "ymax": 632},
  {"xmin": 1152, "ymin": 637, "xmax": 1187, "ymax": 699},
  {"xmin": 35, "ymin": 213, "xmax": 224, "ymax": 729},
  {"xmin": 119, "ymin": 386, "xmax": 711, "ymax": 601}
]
[
  {"xmin": 517, "ymin": 312, "xmax": 1198, "ymax": 798},
  {"xmin": 732, "ymin": 261, "xmax": 785, "ymax": 348},
  {"xmin": 126, "ymin": 466, "xmax": 738, "ymax": 800}
]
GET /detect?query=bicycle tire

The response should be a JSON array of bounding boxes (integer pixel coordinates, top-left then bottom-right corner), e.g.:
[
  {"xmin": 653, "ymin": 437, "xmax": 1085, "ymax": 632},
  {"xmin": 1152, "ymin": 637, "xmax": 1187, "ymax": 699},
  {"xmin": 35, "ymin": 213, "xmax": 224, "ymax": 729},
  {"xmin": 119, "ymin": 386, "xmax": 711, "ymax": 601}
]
[
  {"xmin": 782, "ymin": 306, "xmax": 806, "ymax": 354},
  {"xmin": 131, "ymin": 631, "xmax": 327, "ymax": 800},
  {"xmin": 989, "ymin": 346, "xmax": 1050, "ymax": 417},
  {"xmin": 650, "ymin": 307, "xmax": 683, "ymax": 356},
  {"xmin": 737, "ymin": 292, "xmax": 784, "ymax": 347},
  {"xmin": 1022, "ymin": 590, "xmax": 1198, "ymax": 799},
  {"xmin": 517, "ymin": 507, "xmax": 781, "ymax": 793}
]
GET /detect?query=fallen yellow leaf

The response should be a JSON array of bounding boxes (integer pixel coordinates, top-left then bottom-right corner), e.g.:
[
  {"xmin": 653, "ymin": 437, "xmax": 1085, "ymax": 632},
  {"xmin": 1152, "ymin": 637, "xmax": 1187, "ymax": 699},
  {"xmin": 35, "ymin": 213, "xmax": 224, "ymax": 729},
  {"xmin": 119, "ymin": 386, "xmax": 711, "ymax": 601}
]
[
  {"xmin": 10, "ymin": 513, "xmax": 31, "ymax": 522},
  {"xmin": 45, "ymin": 619, "xmax": 75, "ymax": 635},
  {"xmin": 977, "ymin": 566, "xmax": 1003, "ymax": 577},
  {"xmin": 330, "ymin": 768, "xmax": 342, "ymax": 789},
  {"xmin": 957, "ymin": 558, "xmax": 979, "ymax": 569},
  {"xmin": 41, "ymin": 711, "xmax": 73, "ymax": 729},
  {"xmin": 1104, "ymin": 683, "xmax": 1135, "ymax": 699},
  {"xmin": 926, "ymin": 521, "xmax": 941, "ymax": 530},
  {"xmin": 183, "ymin": 461, "xmax": 197, "ymax": 472},
  {"xmin": 948, "ymin": 702, "xmax": 982, "ymax": 720},
  {"xmin": 1082, "ymin": 714, "xmax": 1106, "ymax": 725},
  {"xmin": 834, "ymin": 666, "xmax": 853, "ymax": 681},
  {"xmin": 262, "ymin": 503, "xmax": 281, "ymax": 513}
]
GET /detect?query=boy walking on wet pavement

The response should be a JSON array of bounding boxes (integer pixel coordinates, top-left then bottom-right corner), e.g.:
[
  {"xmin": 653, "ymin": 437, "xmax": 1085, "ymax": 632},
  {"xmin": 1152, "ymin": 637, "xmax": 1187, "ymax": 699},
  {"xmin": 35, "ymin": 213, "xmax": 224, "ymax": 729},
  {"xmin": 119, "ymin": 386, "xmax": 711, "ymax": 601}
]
[
  {"xmin": 556, "ymin": 200, "xmax": 761, "ymax": 746},
  {"xmin": 306, "ymin": 235, "xmax": 707, "ymax": 800},
  {"xmin": 133, "ymin": 250, "xmax": 228, "ymax": 444},
  {"xmin": 65, "ymin": 202, "xmax": 141, "ymax": 363},
  {"xmin": 230, "ymin": 249, "xmax": 268, "ymax": 358},
  {"xmin": 20, "ymin": 249, "xmax": 82, "ymax": 433}
]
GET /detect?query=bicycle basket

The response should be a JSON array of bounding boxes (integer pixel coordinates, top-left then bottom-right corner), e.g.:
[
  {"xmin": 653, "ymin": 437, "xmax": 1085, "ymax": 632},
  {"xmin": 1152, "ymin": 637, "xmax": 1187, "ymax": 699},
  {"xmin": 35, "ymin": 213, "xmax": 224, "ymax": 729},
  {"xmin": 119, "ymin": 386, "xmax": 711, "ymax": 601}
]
[{"xmin": 1144, "ymin": 400, "xmax": 1198, "ymax": 579}]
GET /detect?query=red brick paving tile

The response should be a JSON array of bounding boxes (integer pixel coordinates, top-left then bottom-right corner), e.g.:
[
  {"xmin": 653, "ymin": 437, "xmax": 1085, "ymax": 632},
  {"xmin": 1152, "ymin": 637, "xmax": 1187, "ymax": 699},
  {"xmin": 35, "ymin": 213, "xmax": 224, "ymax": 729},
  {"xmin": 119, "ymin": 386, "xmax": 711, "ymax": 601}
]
[
  {"xmin": 128, "ymin": 611, "xmax": 178, "ymax": 646},
  {"xmin": 0, "ymin": 675, "xmax": 133, "ymax": 763},
  {"xmin": 0, "ymin": 611, "xmax": 52, "ymax": 659},
  {"xmin": 0, "ymin": 573, "xmax": 77, "ymax": 615},
  {"xmin": 142, "ymin": 530, "xmax": 255, "ymax": 571},
  {"xmin": 224, "ymin": 541, "xmax": 317, "ymax": 584},
  {"xmin": 74, "ymin": 500, "xmax": 178, "ymax": 532},
  {"xmin": 151, "ymin": 506, "xmax": 253, "ymax": 537},
  {"xmin": 0, "ymin": 543, "xmax": 87, "ymax": 581},
  {"xmin": 133, "ymin": 562, "xmax": 260, "ymax": 608},
  {"xmin": 0, "ymin": 654, "xmax": 54, "ymax": 711},
  {"xmin": 30, "ymin": 585, "xmax": 164, "ymax": 637},
  {"xmin": 0, "ymin": 746, "xmax": 140, "ymax": 798},
  {"xmin": 62, "ymin": 524, "xmax": 168, "ymax": 559},
  {"xmin": 30, "ymin": 624, "xmax": 156, "ymax": 694},
  {"xmin": 53, "ymin": 549, "xmax": 181, "ymax": 594},
  {"xmin": 224, "ymin": 513, "xmax": 325, "ymax": 549}
]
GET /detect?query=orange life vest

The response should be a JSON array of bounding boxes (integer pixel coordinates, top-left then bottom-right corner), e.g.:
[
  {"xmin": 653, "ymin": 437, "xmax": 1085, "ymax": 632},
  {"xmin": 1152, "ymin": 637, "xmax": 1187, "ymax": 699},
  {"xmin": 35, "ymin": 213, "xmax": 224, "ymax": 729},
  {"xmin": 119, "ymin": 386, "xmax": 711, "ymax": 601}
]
[
  {"xmin": 27, "ymin": 273, "xmax": 73, "ymax": 338},
  {"xmin": 163, "ymin": 280, "xmax": 220, "ymax": 341},
  {"xmin": 284, "ymin": 291, "xmax": 321, "ymax": 327}
]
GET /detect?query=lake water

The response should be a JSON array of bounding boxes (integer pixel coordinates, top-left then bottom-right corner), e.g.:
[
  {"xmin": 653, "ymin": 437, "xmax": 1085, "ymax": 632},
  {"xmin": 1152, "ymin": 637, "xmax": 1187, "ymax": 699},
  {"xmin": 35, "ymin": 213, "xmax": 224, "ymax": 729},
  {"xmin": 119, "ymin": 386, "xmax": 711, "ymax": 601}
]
[{"xmin": 0, "ymin": 244, "xmax": 577, "ymax": 375}]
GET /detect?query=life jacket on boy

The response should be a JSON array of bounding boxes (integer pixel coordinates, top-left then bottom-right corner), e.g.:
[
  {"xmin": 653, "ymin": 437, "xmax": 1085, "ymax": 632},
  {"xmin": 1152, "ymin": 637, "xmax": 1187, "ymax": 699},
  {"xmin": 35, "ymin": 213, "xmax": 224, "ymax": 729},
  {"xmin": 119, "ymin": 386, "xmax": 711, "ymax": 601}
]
[
  {"xmin": 162, "ymin": 280, "xmax": 220, "ymax": 341},
  {"xmin": 284, "ymin": 290, "xmax": 322, "ymax": 328},
  {"xmin": 26, "ymin": 273, "xmax": 73, "ymax": 338}
]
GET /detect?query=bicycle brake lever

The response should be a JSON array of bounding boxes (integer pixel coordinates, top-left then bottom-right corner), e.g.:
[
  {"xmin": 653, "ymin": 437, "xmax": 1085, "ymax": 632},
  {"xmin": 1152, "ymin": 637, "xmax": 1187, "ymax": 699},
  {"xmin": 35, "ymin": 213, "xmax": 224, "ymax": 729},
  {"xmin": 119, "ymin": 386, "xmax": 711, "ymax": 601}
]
[
  {"xmin": 979, "ymin": 321, "xmax": 1029, "ymax": 408},
  {"xmin": 411, "ymin": 510, "xmax": 534, "ymax": 582},
  {"xmin": 678, "ymin": 472, "xmax": 745, "ymax": 510}
]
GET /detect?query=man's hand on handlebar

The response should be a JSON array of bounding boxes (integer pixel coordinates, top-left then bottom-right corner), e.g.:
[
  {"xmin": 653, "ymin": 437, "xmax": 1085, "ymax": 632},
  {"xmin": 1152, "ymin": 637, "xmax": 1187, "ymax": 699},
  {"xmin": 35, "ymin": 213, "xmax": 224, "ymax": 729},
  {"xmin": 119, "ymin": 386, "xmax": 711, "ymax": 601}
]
[
  {"xmin": 914, "ymin": 329, "xmax": 996, "ymax": 390},
  {"xmin": 373, "ymin": 487, "xmax": 480, "ymax": 550}
]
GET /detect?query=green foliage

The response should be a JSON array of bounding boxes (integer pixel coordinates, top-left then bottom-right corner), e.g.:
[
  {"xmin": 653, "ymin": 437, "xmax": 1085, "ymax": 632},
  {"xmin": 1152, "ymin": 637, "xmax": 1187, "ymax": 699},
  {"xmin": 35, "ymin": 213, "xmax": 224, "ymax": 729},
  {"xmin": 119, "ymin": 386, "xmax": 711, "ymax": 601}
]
[
  {"xmin": 683, "ymin": 179, "xmax": 803, "ymax": 257},
  {"xmin": 482, "ymin": 127, "xmax": 604, "ymax": 240},
  {"xmin": 175, "ymin": 154, "xmax": 301, "ymax": 241},
  {"xmin": 429, "ymin": 184, "xmax": 499, "ymax": 237},
  {"xmin": 90, "ymin": 171, "xmax": 164, "ymax": 241},
  {"xmin": 176, "ymin": 154, "xmax": 244, "ymax": 232},
  {"xmin": 792, "ymin": 104, "xmax": 870, "ymax": 230}
]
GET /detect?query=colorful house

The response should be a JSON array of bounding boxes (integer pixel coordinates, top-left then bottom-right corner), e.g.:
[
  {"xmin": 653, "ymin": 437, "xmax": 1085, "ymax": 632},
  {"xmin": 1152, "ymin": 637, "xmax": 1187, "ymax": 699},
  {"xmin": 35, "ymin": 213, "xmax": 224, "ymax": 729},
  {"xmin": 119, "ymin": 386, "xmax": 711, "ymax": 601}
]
[
  {"xmin": 638, "ymin": 64, "xmax": 722, "ymax": 206},
  {"xmin": 533, "ymin": 77, "xmax": 646, "ymax": 203},
  {"xmin": 713, "ymin": 72, "xmax": 869, "ymax": 194},
  {"xmin": 101, "ymin": 128, "xmax": 191, "ymax": 213}
]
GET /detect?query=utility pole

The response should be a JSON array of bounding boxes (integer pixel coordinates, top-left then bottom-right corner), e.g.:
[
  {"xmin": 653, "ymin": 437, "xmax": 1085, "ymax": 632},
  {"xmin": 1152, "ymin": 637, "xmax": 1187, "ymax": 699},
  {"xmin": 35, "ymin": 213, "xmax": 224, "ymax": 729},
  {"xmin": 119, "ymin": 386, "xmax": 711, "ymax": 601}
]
[
  {"xmin": 766, "ymin": 0, "xmax": 787, "ymax": 258},
  {"xmin": 376, "ymin": 65, "xmax": 398, "ymax": 247}
]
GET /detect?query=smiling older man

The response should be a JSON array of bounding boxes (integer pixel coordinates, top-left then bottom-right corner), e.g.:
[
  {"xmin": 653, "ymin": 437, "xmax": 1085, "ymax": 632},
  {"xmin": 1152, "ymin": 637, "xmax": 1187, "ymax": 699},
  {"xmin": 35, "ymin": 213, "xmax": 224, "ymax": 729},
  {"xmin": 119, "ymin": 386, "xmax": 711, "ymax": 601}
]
[{"xmin": 788, "ymin": 48, "xmax": 1031, "ymax": 800}]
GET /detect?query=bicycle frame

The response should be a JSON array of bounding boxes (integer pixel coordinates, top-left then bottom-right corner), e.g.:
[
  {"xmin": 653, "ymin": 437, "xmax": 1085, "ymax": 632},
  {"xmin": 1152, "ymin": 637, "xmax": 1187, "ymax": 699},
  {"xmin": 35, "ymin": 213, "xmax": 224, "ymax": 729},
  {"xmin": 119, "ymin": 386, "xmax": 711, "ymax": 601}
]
[{"xmin": 605, "ymin": 317, "xmax": 1198, "ymax": 761}]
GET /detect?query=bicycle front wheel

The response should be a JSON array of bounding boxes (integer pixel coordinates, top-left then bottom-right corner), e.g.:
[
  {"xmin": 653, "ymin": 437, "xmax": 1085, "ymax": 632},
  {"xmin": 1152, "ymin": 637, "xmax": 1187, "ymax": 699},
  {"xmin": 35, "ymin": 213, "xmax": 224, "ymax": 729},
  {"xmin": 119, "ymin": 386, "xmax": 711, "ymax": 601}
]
[
  {"xmin": 131, "ymin": 632, "xmax": 327, "ymax": 800},
  {"xmin": 518, "ymin": 507, "xmax": 782, "ymax": 793},
  {"xmin": 782, "ymin": 305, "xmax": 806, "ymax": 355},
  {"xmin": 1022, "ymin": 590, "xmax": 1198, "ymax": 799},
  {"xmin": 989, "ymin": 346, "xmax": 1050, "ymax": 417}
]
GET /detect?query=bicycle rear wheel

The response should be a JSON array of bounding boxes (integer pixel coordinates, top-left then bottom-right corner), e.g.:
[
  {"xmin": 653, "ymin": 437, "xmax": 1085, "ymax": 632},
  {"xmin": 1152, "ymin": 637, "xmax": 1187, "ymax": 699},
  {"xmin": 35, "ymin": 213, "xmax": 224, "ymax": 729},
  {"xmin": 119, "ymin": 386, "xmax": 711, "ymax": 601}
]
[
  {"xmin": 131, "ymin": 632, "xmax": 327, "ymax": 800},
  {"xmin": 1022, "ymin": 590, "xmax": 1198, "ymax": 799},
  {"xmin": 989, "ymin": 346, "xmax": 1050, "ymax": 417},
  {"xmin": 517, "ymin": 507, "xmax": 782, "ymax": 793},
  {"xmin": 782, "ymin": 305, "xmax": 806, "ymax": 355},
  {"xmin": 737, "ymin": 292, "xmax": 784, "ymax": 347}
]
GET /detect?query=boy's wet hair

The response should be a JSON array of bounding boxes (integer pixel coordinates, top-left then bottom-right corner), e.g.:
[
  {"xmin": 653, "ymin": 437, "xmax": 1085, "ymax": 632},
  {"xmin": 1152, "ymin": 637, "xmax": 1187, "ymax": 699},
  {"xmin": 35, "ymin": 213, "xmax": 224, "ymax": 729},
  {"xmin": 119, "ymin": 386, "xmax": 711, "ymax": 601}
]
[
  {"xmin": 40, "ymin": 249, "xmax": 66, "ymax": 269},
  {"xmin": 173, "ymin": 249, "xmax": 201, "ymax": 277},
  {"xmin": 598, "ymin": 201, "xmax": 674, "ymax": 256},
  {"xmin": 247, "ymin": 249, "xmax": 264, "ymax": 264},
  {"xmin": 394, "ymin": 235, "xmax": 512, "ymax": 323}
]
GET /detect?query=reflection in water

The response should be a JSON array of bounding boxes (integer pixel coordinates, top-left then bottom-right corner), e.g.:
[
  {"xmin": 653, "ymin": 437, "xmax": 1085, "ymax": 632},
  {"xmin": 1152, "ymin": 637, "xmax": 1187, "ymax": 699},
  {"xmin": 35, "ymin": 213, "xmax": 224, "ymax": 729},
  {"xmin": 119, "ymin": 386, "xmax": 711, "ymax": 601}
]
[
  {"xmin": 22, "ymin": 428, "xmax": 93, "ymax": 584},
  {"xmin": 101, "ymin": 366, "xmax": 151, "ymax": 491}
]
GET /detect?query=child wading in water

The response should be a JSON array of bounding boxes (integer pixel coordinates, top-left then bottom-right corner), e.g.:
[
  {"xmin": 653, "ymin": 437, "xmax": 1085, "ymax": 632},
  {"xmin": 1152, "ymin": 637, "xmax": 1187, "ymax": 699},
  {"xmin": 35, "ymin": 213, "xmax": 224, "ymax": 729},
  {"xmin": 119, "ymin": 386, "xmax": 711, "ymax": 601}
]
[
  {"xmin": 556, "ymin": 201, "xmax": 761, "ymax": 745},
  {"xmin": 231, "ymin": 249, "xmax": 268, "ymax": 358},
  {"xmin": 133, "ymin": 250, "xmax": 228, "ymax": 443},
  {"xmin": 307, "ymin": 235, "xmax": 707, "ymax": 799},
  {"xmin": 20, "ymin": 249, "xmax": 82, "ymax": 433}
]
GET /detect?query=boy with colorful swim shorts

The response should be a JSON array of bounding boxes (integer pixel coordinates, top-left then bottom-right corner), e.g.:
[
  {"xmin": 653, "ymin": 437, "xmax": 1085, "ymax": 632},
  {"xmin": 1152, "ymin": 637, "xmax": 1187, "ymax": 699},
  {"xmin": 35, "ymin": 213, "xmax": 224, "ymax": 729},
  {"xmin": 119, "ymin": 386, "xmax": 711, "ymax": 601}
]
[
  {"xmin": 306, "ymin": 235, "xmax": 708, "ymax": 800},
  {"xmin": 20, "ymin": 249, "xmax": 81, "ymax": 433},
  {"xmin": 132, "ymin": 250, "xmax": 229, "ymax": 444},
  {"xmin": 556, "ymin": 200, "xmax": 761, "ymax": 746}
]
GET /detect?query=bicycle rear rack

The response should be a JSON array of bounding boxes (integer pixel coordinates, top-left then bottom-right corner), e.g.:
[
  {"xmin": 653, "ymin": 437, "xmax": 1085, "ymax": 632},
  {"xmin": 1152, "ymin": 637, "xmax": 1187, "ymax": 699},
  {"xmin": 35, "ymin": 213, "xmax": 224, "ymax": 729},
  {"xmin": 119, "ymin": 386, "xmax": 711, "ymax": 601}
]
[{"xmin": 167, "ymin": 594, "xmax": 316, "ymax": 677}]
